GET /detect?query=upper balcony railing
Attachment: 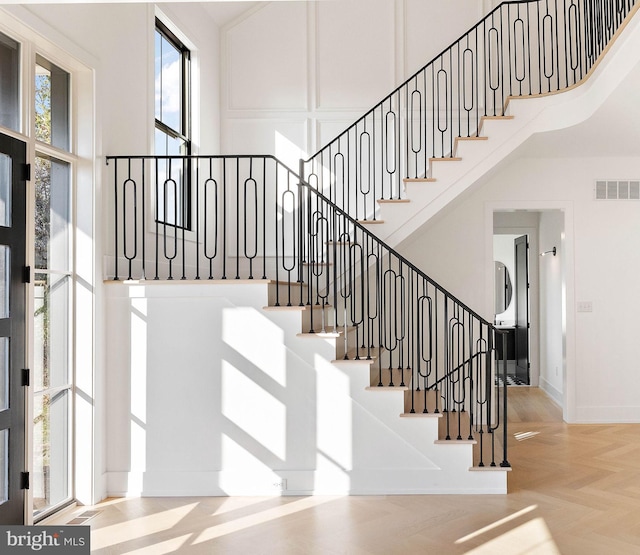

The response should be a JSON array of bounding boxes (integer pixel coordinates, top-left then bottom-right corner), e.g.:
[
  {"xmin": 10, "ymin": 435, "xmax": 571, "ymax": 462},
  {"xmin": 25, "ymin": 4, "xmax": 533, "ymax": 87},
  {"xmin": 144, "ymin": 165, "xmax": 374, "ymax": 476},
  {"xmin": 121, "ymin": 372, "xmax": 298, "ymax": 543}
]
[{"xmin": 301, "ymin": 0, "xmax": 637, "ymax": 222}]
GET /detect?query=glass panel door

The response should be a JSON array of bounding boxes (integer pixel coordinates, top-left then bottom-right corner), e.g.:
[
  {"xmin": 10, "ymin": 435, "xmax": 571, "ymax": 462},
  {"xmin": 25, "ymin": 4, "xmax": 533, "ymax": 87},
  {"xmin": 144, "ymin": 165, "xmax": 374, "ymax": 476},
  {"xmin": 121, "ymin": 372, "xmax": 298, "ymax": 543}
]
[{"xmin": 0, "ymin": 132, "xmax": 27, "ymax": 524}]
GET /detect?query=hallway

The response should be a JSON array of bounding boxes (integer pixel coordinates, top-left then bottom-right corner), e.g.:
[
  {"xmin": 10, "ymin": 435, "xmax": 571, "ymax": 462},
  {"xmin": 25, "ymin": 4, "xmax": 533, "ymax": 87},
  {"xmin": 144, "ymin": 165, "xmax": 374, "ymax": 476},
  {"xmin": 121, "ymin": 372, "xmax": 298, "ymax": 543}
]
[{"xmin": 47, "ymin": 388, "xmax": 640, "ymax": 554}]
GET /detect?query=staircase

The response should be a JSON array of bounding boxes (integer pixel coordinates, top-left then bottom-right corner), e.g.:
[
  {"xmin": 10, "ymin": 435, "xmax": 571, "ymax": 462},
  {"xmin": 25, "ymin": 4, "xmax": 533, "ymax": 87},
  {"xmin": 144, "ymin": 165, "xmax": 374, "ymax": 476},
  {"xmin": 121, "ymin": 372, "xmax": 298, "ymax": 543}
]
[
  {"xmin": 301, "ymin": 0, "xmax": 640, "ymax": 247},
  {"xmin": 104, "ymin": 0, "xmax": 638, "ymax": 496}
]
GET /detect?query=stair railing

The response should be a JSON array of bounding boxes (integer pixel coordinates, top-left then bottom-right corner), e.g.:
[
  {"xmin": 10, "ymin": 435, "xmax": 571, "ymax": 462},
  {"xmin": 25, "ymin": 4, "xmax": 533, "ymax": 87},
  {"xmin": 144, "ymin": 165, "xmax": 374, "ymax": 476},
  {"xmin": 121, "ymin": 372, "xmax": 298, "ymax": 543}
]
[
  {"xmin": 301, "ymin": 0, "xmax": 637, "ymax": 222},
  {"xmin": 106, "ymin": 153, "xmax": 510, "ymax": 468}
]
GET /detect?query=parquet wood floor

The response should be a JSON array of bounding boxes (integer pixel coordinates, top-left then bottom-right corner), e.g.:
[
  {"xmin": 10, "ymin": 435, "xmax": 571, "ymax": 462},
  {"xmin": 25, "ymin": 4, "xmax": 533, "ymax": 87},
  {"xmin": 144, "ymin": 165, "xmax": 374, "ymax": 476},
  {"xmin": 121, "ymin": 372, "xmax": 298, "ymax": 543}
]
[{"xmin": 52, "ymin": 388, "xmax": 640, "ymax": 554}]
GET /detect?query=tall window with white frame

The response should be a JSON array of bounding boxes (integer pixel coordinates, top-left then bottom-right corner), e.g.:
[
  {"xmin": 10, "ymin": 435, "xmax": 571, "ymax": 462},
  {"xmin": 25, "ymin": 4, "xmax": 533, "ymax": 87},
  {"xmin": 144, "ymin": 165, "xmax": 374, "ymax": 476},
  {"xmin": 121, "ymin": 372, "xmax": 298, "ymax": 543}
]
[
  {"xmin": 33, "ymin": 55, "xmax": 73, "ymax": 519},
  {"xmin": 155, "ymin": 18, "xmax": 191, "ymax": 229}
]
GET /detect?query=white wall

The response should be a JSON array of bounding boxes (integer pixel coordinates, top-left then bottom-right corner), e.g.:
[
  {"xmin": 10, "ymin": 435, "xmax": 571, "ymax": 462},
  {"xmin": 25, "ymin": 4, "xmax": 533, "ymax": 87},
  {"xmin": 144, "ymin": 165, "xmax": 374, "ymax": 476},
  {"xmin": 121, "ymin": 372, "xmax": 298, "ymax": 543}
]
[
  {"xmin": 400, "ymin": 151, "xmax": 640, "ymax": 423},
  {"xmin": 221, "ymin": 0, "xmax": 487, "ymax": 168},
  {"xmin": 104, "ymin": 281, "xmax": 506, "ymax": 496},
  {"xmin": 539, "ymin": 210, "xmax": 564, "ymax": 404}
]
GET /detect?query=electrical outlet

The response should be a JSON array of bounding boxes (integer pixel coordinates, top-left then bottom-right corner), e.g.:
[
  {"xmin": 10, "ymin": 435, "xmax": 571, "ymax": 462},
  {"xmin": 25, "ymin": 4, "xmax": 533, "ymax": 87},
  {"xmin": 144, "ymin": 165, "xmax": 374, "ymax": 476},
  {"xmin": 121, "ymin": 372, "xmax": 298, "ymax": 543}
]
[
  {"xmin": 577, "ymin": 301, "xmax": 593, "ymax": 312},
  {"xmin": 272, "ymin": 479, "xmax": 287, "ymax": 491}
]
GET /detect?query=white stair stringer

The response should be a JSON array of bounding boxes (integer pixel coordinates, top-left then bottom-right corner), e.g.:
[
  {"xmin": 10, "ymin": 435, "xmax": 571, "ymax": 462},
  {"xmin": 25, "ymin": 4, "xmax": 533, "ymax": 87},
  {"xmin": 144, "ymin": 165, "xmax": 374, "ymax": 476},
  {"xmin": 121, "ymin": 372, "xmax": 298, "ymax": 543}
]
[
  {"xmin": 365, "ymin": 4, "xmax": 640, "ymax": 249},
  {"xmin": 104, "ymin": 279, "xmax": 507, "ymax": 497}
]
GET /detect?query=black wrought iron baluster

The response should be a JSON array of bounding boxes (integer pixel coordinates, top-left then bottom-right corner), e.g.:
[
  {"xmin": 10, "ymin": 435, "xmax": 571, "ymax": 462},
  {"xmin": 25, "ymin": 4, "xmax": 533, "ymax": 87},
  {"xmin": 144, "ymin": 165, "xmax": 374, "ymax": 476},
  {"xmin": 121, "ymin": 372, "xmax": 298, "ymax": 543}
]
[
  {"xmin": 141, "ymin": 159, "xmax": 146, "ymax": 280},
  {"xmin": 163, "ymin": 158, "xmax": 178, "ymax": 280},
  {"xmin": 262, "ymin": 158, "xmax": 267, "ymax": 280},
  {"xmin": 507, "ymin": 3, "xmax": 514, "ymax": 98},
  {"xmin": 526, "ymin": 2, "xmax": 533, "ymax": 95},
  {"xmin": 404, "ymin": 84, "xmax": 409, "ymax": 185},
  {"xmin": 554, "ymin": 0, "xmax": 561, "ymax": 91},
  {"xmin": 514, "ymin": 5, "xmax": 527, "ymax": 96},
  {"xmin": 154, "ymin": 158, "xmax": 159, "ymax": 280},
  {"xmin": 488, "ymin": 14, "xmax": 500, "ymax": 116},
  {"xmin": 422, "ymin": 70, "xmax": 428, "ymax": 175},
  {"xmin": 437, "ymin": 63, "xmax": 445, "ymax": 158},
  {"xmin": 467, "ymin": 311, "xmax": 474, "ymax": 441},
  {"xmin": 195, "ymin": 159, "xmax": 201, "ymax": 280},
  {"xmin": 222, "ymin": 158, "xmax": 228, "ymax": 280},
  {"xmin": 304, "ymin": 173, "xmax": 313, "ymax": 309},
  {"xmin": 235, "ymin": 157, "xmax": 240, "ymax": 279},
  {"xmin": 395, "ymin": 90, "xmax": 401, "ymax": 197},
  {"xmin": 450, "ymin": 310, "xmax": 464, "ymax": 440},
  {"xmin": 498, "ymin": 7, "xmax": 505, "ymax": 113},
  {"xmin": 359, "ymin": 123, "xmax": 372, "ymax": 220},
  {"xmin": 366, "ymin": 239, "xmax": 379, "ymax": 362},
  {"xmin": 180, "ymin": 158, "xmax": 187, "ymax": 280},
  {"xmin": 410, "ymin": 83, "xmax": 422, "ymax": 182},
  {"xmin": 350, "ymin": 240, "xmax": 365, "ymax": 359},
  {"xmin": 203, "ymin": 162, "xmax": 218, "ymax": 280},
  {"xmin": 114, "ymin": 160, "xmax": 119, "ymax": 280},
  {"xmin": 244, "ymin": 158, "xmax": 259, "ymax": 280},
  {"xmin": 281, "ymin": 173, "xmax": 296, "ymax": 305},
  {"xmin": 385, "ymin": 100, "xmax": 397, "ymax": 201},
  {"xmin": 122, "ymin": 160, "xmax": 137, "ymax": 281}
]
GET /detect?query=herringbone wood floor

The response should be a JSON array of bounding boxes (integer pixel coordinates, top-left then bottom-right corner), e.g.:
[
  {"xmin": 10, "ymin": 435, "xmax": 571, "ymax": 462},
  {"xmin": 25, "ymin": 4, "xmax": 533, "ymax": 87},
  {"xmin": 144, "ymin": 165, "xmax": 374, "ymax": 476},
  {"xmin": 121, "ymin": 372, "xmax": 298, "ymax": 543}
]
[{"xmin": 52, "ymin": 388, "xmax": 640, "ymax": 554}]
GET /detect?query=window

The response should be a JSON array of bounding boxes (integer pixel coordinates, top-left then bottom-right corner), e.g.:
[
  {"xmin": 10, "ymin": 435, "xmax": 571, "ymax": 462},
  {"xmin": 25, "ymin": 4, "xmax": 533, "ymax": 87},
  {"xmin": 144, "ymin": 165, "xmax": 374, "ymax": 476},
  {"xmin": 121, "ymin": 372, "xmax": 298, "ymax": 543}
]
[
  {"xmin": 35, "ymin": 55, "xmax": 70, "ymax": 151},
  {"xmin": 0, "ymin": 31, "xmax": 20, "ymax": 132},
  {"xmin": 33, "ymin": 56, "xmax": 73, "ymax": 519},
  {"xmin": 155, "ymin": 18, "xmax": 191, "ymax": 229}
]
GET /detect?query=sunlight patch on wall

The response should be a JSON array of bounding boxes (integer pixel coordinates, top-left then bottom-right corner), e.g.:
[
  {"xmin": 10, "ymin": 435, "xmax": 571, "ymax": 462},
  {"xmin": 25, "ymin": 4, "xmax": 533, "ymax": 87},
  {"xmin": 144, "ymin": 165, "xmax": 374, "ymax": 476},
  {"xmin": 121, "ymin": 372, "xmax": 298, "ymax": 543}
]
[
  {"xmin": 222, "ymin": 307, "xmax": 286, "ymax": 386},
  {"xmin": 316, "ymin": 355, "xmax": 352, "ymax": 470},
  {"xmin": 221, "ymin": 360, "xmax": 286, "ymax": 460},
  {"xmin": 275, "ymin": 131, "xmax": 307, "ymax": 174},
  {"xmin": 130, "ymin": 297, "xmax": 148, "ymax": 472}
]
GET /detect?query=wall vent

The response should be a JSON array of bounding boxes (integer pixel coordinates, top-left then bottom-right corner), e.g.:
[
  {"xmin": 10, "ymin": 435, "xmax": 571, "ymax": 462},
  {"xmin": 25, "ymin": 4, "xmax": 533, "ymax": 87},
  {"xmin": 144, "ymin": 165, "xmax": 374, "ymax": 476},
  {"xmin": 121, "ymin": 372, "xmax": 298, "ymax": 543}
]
[{"xmin": 595, "ymin": 180, "xmax": 640, "ymax": 200}]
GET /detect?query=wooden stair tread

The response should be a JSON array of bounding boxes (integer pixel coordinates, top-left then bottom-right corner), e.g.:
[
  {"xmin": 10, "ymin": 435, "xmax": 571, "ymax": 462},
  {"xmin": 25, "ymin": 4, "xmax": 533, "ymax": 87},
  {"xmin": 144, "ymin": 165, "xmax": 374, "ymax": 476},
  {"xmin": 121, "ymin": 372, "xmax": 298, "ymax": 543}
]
[
  {"xmin": 365, "ymin": 385, "xmax": 409, "ymax": 391},
  {"xmin": 429, "ymin": 157, "xmax": 462, "ymax": 162},
  {"xmin": 263, "ymin": 303, "xmax": 331, "ymax": 311},
  {"xmin": 403, "ymin": 177, "xmax": 436, "ymax": 183},
  {"xmin": 357, "ymin": 219, "xmax": 385, "ymax": 224},
  {"xmin": 377, "ymin": 199, "xmax": 410, "ymax": 204},
  {"xmin": 435, "ymin": 439, "xmax": 477, "ymax": 445},
  {"xmin": 469, "ymin": 465, "xmax": 511, "ymax": 471},
  {"xmin": 296, "ymin": 326, "xmax": 357, "ymax": 338},
  {"xmin": 399, "ymin": 412, "xmax": 442, "ymax": 418},
  {"xmin": 481, "ymin": 114, "xmax": 515, "ymax": 120},
  {"xmin": 335, "ymin": 357, "xmax": 376, "ymax": 365},
  {"xmin": 268, "ymin": 279, "xmax": 309, "ymax": 287}
]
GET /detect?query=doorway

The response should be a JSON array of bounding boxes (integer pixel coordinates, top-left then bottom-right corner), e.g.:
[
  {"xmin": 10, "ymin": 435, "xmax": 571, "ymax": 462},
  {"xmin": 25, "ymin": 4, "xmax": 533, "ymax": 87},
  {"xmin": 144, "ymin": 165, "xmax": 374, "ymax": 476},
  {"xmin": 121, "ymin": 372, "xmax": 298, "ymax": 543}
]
[
  {"xmin": 493, "ymin": 233, "xmax": 530, "ymax": 385},
  {"xmin": 0, "ymin": 132, "xmax": 28, "ymax": 524}
]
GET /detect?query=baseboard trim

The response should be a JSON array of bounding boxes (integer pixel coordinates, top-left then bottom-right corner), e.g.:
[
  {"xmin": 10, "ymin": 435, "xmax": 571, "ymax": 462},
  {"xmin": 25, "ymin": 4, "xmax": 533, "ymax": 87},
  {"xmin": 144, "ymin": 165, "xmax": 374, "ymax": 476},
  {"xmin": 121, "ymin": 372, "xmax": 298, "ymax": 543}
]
[
  {"xmin": 105, "ymin": 468, "xmax": 507, "ymax": 497},
  {"xmin": 539, "ymin": 377, "xmax": 563, "ymax": 406}
]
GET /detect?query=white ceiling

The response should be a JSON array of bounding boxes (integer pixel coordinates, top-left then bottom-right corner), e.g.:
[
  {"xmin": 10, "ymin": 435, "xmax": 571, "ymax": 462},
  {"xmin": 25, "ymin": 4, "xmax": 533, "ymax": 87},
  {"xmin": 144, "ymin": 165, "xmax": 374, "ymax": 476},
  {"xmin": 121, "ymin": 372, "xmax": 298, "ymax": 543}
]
[{"xmin": 200, "ymin": 1, "xmax": 260, "ymax": 27}]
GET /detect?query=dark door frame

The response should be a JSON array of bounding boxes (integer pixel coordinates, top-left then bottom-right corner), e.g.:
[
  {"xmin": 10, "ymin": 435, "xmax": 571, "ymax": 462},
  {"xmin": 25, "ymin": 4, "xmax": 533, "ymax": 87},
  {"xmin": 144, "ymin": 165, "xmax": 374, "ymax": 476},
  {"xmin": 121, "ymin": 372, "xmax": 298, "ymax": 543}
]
[
  {"xmin": 514, "ymin": 234, "xmax": 530, "ymax": 384},
  {"xmin": 0, "ymin": 132, "xmax": 28, "ymax": 524}
]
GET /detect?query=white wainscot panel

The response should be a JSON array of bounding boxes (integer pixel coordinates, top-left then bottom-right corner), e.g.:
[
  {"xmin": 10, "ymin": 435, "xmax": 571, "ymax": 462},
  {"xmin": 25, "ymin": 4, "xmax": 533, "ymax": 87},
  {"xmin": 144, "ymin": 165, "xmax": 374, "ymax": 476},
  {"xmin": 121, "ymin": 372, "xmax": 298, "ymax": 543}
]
[
  {"xmin": 404, "ymin": 0, "xmax": 483, "ymax": 77},
  {"xmin": 227, "ymin": 119, "xmax": 308, "ymax": 170},
  {"xmin": 316, "ymin": 119, "xmax": 363, "ymax": 150},
  {"xmin": 226, "ymin": 2, "xmax": 308, "ymax": 110},
  {"xmin": 316, "ymin": 0, "xmax": 395, "ymax": 110}
]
